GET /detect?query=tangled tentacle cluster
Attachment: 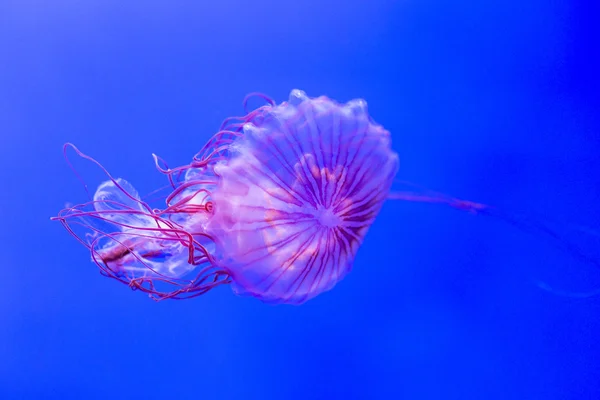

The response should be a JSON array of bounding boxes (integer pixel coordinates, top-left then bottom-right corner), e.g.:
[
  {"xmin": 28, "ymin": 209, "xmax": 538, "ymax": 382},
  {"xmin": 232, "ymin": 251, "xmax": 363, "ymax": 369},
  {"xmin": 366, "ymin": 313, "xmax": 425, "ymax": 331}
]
[{"xmin": 53, "ymin": 94, "xmax": 277, "ymax": 300}]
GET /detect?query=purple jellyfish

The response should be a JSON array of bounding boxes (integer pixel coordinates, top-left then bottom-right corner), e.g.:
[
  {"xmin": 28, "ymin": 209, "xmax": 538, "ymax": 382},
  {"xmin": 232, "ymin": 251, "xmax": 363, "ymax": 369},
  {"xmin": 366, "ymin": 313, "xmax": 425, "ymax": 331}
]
[
  {"xmin": 54, "ymin": 90, "xmax": 600, "ymax": 304},
  {"xmin": 54, "ymin": 90, "xmax": 399, "ymax": 304}
]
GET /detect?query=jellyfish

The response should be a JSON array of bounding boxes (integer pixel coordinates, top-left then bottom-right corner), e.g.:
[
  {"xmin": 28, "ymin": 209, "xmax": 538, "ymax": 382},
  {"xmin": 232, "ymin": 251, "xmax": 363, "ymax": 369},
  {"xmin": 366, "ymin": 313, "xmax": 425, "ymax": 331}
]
[{"xmin": 53, "ymin": 89, "xmax": 600, "ymax": 304}]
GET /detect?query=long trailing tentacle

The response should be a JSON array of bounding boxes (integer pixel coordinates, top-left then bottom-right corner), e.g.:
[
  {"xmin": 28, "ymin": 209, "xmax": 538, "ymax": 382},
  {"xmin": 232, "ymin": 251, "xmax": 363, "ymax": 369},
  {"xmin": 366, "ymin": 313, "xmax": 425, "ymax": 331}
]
[{"xmin": 389, "ymin": 180, "xmax": 600, "ymax": 297}]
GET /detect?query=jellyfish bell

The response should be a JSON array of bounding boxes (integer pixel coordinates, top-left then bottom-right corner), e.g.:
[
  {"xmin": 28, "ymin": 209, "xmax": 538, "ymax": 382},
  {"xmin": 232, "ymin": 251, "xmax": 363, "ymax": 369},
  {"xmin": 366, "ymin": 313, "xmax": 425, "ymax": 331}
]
[{"xmin": 204, "ymin": 90, "xmax": 399, "ymax": 304}]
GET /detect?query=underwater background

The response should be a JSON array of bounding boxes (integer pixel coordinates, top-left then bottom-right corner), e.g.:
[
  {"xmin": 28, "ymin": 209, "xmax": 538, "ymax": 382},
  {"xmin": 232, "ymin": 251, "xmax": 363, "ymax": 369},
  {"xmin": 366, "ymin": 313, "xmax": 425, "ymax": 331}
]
[{"xmin": 1, "ymin": 1, "xmax": 599, "ymax": 399}]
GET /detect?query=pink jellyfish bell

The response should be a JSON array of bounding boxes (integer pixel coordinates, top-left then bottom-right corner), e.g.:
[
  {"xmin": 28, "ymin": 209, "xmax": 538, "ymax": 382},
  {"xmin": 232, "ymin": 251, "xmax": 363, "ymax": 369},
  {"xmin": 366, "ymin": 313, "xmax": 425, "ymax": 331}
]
[{"xmin": 204, "ymin": 89, "xmax": 399, "ymax": 304}]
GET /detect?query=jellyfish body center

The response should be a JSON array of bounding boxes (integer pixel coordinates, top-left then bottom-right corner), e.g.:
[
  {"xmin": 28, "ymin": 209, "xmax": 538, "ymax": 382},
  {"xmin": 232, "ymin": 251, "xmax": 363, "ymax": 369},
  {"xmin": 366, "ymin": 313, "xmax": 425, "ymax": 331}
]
[{"xmin": 314, "ymin": 205, "xmax": 342, "ymax": 228}]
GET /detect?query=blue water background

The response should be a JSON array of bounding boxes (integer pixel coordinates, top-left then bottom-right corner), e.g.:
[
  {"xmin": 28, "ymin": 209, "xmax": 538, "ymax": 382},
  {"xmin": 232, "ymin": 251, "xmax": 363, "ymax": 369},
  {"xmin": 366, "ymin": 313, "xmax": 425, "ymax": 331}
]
[{"xmin": 1, "ymin": 1, "xmax": 599, "ymax": 399}]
